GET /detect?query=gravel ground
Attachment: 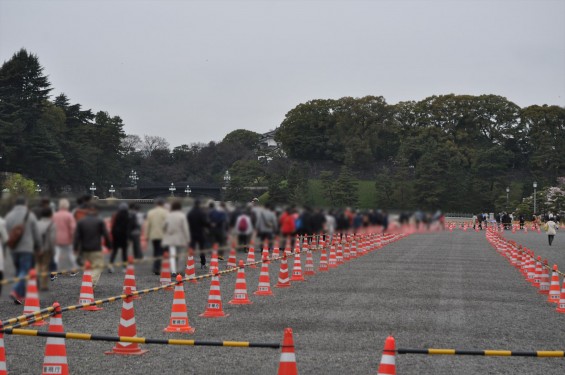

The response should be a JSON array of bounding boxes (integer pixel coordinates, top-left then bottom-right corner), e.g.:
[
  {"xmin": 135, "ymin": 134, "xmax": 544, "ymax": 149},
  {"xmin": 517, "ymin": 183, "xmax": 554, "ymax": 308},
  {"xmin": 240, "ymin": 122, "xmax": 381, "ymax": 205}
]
[{"xmin": 2, "ymin": 230, "xmax": 565, "ymax": 374}]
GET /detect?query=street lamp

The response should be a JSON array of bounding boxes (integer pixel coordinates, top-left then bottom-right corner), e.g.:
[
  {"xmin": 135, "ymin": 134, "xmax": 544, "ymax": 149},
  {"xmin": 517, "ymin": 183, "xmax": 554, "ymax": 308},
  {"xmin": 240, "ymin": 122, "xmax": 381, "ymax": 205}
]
[
  {"xmin": 533, "ymin": 181, "xmax": 538, "ymax": 215},
  {"xmin": 129, "ymin": 169, "xmax": 139, "ymax": 186},
  {"xmin": 184, "ymin": 184, "xmax": 191, "ymax": 197},
  {"xmin": 506, "ymin": 186, "xmax": 510, "ymax": 210},
  {"xmin": 224, "ymin": 170, "xmax": 231, "ymax": 185},
  {"xmin": 35, "ymin": 184, "xmax": 42, "ymax": 194},
  {"xmin": 169, "ymin": 183, "xmax": 176, "ymax": 197},
  {"xmin": 109, "ymin": 184, "xmax": 116, "ymax": 198},
  {"xmin": 90, "ymin": 182, "xmax": 96, "ymax": 196}
]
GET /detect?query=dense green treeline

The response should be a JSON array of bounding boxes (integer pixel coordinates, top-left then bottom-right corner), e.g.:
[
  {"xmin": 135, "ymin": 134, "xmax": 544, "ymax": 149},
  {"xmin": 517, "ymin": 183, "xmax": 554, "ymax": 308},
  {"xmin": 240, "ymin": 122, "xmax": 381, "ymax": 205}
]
[
  {"xmin": 1, "ymin": 49, "xmax": 564, "ymax": 213},
  {"xmin": 276, "ymin": 95, "xmax": 565, "ymax": 212}
]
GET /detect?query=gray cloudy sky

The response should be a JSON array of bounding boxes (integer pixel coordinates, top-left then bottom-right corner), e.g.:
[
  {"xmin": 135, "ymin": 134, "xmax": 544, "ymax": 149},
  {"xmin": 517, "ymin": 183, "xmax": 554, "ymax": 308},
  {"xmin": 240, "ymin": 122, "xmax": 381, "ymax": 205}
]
[{"xmin": 1, "ymin": 0, "xmax": 564, "ymax": 146}]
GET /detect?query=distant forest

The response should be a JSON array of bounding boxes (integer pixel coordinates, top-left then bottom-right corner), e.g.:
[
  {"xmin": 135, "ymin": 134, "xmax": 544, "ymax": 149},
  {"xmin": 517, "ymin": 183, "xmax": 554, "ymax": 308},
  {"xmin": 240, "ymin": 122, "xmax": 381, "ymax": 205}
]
[{"xmin": 1, "ymin": 49, "xmax": 564, "ymax": 213}]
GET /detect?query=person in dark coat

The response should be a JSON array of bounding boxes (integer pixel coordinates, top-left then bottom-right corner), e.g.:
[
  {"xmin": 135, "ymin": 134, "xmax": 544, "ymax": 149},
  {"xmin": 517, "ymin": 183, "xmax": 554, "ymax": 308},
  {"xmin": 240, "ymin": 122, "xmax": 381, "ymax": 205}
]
[
  {"xmin": 187, "ymin": 200, "xmax": 210, "ymax": 269},
  {"xmin": 109, "ymin": 203, "xmax": 130, "ymax": 272}
]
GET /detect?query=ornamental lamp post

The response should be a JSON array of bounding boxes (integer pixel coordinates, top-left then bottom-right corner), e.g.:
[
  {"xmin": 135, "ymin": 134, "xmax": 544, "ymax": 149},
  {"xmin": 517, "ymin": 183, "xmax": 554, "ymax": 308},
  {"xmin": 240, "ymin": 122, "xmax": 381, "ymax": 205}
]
[
  {"xmin": 533, "ymin": 181, "xmax": 538, "ymax": 215},
  {"xmin": 224, "ymin": 170, "xmax": 231, "ymax": 185},
  {"xmin": 169, "ymin": 183, "xmax": 176, "ymax": 197},
  {"xmin": 90, "ymin": 182, "xmax": 96, "ymax": 196},
  {"xmin": 109, "ymin": 184, "xmax": 116, "ymax": 198},
  {"xmin": 506, "ymin": 186, "xmax": 510, "ymax": 210},
  {"xmin": 35, "ymin": 184, "xmax": 42, "ymax": 194},
  {"xmin": 184, "ymin": 185, "xmax": 191, "ymax": 197}
]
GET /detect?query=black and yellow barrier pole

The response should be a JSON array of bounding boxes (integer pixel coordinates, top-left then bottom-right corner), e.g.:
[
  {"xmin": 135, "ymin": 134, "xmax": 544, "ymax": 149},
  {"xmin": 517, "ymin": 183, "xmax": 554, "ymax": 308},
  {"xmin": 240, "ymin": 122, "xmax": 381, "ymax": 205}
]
[
  {"xmin": 0, "ymin": 328, "xmax": 281, "ymax": 349},
  {"xmin": 397, "ymin": 349, "xmax": 565, "ymax": 357}
]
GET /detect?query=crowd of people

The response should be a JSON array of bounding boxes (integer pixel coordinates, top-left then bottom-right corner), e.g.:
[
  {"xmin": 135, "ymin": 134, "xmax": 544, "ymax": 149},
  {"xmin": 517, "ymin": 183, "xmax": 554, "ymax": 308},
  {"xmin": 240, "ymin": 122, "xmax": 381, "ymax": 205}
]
[{"xmin": 0, "ymin": 195, "xmax": 394, "ymax": 305}]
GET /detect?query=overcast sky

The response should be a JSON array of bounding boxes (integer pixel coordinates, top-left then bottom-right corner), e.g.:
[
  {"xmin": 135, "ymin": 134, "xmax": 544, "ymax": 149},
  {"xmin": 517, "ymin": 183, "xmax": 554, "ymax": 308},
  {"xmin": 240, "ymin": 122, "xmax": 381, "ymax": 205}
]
[{"xmin": 1, "ymin": 0, "xmax": 564, "ymax": 146}]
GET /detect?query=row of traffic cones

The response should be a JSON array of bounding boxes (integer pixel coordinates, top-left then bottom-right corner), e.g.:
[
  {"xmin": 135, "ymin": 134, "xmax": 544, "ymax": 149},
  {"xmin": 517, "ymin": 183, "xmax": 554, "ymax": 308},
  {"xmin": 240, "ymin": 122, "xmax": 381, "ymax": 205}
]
[{"xmin": 486, "ymin": 229, "xmax": 565, "ymax": 313}]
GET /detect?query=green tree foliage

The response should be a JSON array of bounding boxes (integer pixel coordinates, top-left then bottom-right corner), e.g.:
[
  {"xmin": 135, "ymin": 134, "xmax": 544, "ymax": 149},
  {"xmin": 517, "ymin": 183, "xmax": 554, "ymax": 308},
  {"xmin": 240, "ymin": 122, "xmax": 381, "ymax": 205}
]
[
  {"xmin": 333, "ymin": 166, "xmax": 358, "ymax": 208},
  {"xmin": 2, "ymin": 173, "xmax": 37, "ymax": 197}
]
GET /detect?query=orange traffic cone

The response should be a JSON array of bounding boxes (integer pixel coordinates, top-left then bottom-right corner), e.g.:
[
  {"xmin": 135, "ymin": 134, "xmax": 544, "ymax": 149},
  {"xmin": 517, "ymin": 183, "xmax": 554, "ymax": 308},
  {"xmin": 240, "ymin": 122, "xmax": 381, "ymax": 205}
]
[
  {"xmin": 23, "ymin": 269, "xmax": 47, "ymax": 326},
  {"xmin": 318, "ymin": 245, "xmax": 328, "ymax": 272},
  {"xmin": 160, "ymin": 251, "xmax": 173, "ymax": 290},
  {"xmin": 350, "ymin": 239, "xmax": 357, "ymax": 259},
  {"xmin": 277, "ymin": 328, "xmax": 298, "ymax": 375},
  {"xmin": 229, "ymin": 260, "xmax": 252, "ymax": 305},
  {"xmin": 210, "ymin": 244, "xmax": 219, "ymax": 271},
  {"xmin": 42, "ymin": 302, "xmax": 69, "ymax": 375},
  {"xmin": 556, "ymin": 278, "xmax": 565, "ymax": 313},
  {"xmin": 227, "ymin": 242, "xmax": 237, "ymax": 269},
  {"xmin": 275, "ymin": 253, "xmax": 291, "ymax": 288},
  {"xmin": 336, "ymin": 242, "xmax": 344, "ymax": 265},
  {"xmin": 539, "ymin": 263, "xmax": 550, "ymax": 295},
  {"xmin": 105, "ymin": 287, "xmax": 149, "ymax": 354},
  {"xmin": 254, "ymin": 254, "xmax": 273, "ymax": 296},
  {"xmin": 290, "ymin": 250, "xmax": 305, "ymax": 282},
  {"xmin": 548, "ymin": 265, "xmax": 561, "ymax": 304},
  {"xmin": 185, "ymin": 248, "xmax": 198, "ymax": 284},
  {"xmin": 304, "ymin": 249, "xmax": 315, "ymax": 276},
  {"xmin": 200, "ymin": 267, "xmax": 229, "ymax": 318},
  {"xmin": 533, "ymin": 257, "xmax": 542, "ymax": 289},
  {"xmin": 79, "ymin": 261, "xmax": 102, "ymax": 311},
  {"xmin": 246, "ymin": 245, "xmax": 257, "ymax": 268},
  {"xmin": 377, "ymin": 335, "xmax": 396, "ymax": 375},
  {"xmin": 272, "ymin": 239, "xmax": 280, "ymax": 259},
  {"xmin": 122, "ymin": 256, "xmax": 140, "ymax": 299},
  {"xmin": 0, "ymin": 322, "xmax": 7, "ymax": 375},
  {"xmin": 328, "ymin": 243, "xmax": 337, "ymax": 269},
  {"xmin": 163, "ymin": 276, "xmax": 195, "ymax": 333},
  {"xmin": 343, "ymin": 242, "xmax": 351, "ymax": 262}
]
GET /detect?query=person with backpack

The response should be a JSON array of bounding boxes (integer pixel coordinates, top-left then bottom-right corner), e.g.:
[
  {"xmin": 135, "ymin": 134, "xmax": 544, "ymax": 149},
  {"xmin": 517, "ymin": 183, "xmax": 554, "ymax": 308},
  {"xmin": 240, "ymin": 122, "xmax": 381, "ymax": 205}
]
[
  {"xmin": 5, "ymin": 197, "xmax": 40, "ymax": 304},
  {"xmin": 36, "ymin": 207, "xmax": 56, "ymax": 291},
  {"xmin": 74, "ymin": 202, "xmax": 112, "ymax": 289},
  {"xmin": 235, "ymin": 208, "xmax": 253, "ymax": 252}
]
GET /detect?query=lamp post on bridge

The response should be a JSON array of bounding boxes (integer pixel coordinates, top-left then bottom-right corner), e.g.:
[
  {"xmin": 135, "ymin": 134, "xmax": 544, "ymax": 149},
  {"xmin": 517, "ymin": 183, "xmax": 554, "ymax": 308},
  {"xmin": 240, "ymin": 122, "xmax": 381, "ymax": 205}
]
[
  {"xmin": 109, "ymin": 184, "xmax": 116, "ymax": 198},
  {"xmin": 184, "ymin": 184, "xmax": 191, "ymax": 197},
  {"xmin": 506, "ymin": 186, "xmax": 510, "ymax": 211},
  {"xmin": 90, "ymin": 182, "xmax": 96, "ymax": 196},
  {"xmin": 223, "ymin": 170, "xmax": 231, "ymax": 200},
  {"xmin": 533, "ymin": 181, "xmax": 538, "ymax": 215},
  {"xmin": 169, "ymin": 183, "xmax": 176, "ymax": 197}
]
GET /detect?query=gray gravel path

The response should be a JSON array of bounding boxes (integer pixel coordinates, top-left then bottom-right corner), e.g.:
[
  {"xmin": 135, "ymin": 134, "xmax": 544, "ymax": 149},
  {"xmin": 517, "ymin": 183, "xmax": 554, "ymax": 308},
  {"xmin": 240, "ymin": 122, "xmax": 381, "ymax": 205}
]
[{"xmin": 2, "ymin": 231, "xmax": 565, "ymax": 374}]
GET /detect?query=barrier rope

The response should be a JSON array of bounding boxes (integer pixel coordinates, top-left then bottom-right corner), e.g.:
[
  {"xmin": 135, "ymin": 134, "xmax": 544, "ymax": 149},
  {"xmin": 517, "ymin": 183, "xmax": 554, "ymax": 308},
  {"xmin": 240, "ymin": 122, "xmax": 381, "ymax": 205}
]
[
  {"xmin": 0, "ymin": 233, "xmax": 328, "ymax": 285},
  {"xmin": 397, "ymin": 348, "xmax": 565, "ymax": 357},
  {"xmin": 0, "ymin": 241, "xmax": 331, "ymax": 327},
  {"xmin": 1, "ymin": 232, "xmax": 406, "ymax": 327},
  {"xmin": 0, "ymin": 327, "xmax": 282, "ymax": 349}
]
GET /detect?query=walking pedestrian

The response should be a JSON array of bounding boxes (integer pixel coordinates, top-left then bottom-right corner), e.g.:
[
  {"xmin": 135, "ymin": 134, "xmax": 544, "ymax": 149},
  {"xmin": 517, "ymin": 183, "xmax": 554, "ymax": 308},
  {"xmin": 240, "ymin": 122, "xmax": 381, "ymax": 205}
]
[
  {"xmin": 109, "ymin": 203, "xmax": 130, "ymax": 272},
  {"xmin": 545, "ymin": 218, "xmax": 558, "ymax": 246},
  {"xmin": 253, "ymin": 202, "xmax": 278, "ymax": 251},
  {"xmin": 129, "ymin": 203, "xmax": 143, "ymax": 259},
  {"xmin": 5, "ymin": 197, "xmax": 40, "ymax": 304},
  {"xmin": 52, "ymin": 198, "xmax": 78, "ymax": 274},
  {"xmin": 146, "ymin": 198, "xmax": 168, "ymax": 275},
  {"xmin": 74, "ymin": 203, "xmax": 112, "ymax": 289},
  {"xmin": 235, "ymin": 208, "xmax": 253, "ymax": 252},
  {"xmin": 208, "ymin": 201, "xmax": 228, "ymax": 259},
  {"xmin": 187, "ymin": 199, "xmax": 209, "ymax": 269},
  {"xmin": 36, "ymin": 207, "xmax": 56, "ymax": 291},
  {"xmin": 163, "ymin": 200, "xmax": 190, "ymax": 274}
]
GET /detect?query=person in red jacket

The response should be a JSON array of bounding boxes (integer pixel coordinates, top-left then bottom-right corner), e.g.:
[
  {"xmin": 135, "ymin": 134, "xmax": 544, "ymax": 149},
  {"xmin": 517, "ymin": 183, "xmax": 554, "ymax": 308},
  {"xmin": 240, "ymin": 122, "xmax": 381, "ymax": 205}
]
[{"xmin": 279, "ymin": 207, "xmax": 296, "ymax": 249}]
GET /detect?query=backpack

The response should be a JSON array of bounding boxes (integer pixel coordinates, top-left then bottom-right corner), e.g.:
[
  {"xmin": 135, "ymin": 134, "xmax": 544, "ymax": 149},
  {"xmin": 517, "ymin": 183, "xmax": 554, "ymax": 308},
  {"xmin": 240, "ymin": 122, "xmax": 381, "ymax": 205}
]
[
  {"xmin": 7, "ymin": 210, "xmax": 29, "ymax": 249},
  {"xmin": 40, "ymin": 222, "xmax": 54, "ymax": 254},
  {"xmin": 238, "ymin": 216, "xmax": 249, "ymax": 232}
]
